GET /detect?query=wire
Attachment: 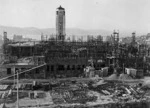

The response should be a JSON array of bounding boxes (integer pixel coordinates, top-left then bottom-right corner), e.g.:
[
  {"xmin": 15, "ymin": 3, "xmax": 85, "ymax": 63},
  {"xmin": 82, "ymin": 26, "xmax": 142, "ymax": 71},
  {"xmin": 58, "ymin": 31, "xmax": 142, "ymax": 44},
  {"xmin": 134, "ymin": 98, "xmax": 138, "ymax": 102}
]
[{"xmin": 0, "ymin": 63, "xmax": 46, "ymax": 81}]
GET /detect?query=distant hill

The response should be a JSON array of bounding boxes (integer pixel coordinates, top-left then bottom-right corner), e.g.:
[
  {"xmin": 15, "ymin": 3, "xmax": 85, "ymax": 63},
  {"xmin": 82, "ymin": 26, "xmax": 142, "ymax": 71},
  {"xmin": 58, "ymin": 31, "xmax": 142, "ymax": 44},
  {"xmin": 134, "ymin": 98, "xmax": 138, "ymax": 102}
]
[
  {"xmin": 0, "ymin": 25, "xmax": 147, "ymax": 40},
  {"xmin": 0, "ymin": 25, "xmax": 112, "ymax": 40}
]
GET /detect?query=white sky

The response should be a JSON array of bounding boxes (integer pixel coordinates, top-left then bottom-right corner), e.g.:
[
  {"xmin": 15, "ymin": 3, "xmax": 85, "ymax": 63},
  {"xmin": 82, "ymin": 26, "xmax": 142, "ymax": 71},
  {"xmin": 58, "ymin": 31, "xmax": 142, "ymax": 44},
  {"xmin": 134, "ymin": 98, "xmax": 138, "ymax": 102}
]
[{"xmin": 0, "ymin": 0, "xmax": 150, "ymax": 34}]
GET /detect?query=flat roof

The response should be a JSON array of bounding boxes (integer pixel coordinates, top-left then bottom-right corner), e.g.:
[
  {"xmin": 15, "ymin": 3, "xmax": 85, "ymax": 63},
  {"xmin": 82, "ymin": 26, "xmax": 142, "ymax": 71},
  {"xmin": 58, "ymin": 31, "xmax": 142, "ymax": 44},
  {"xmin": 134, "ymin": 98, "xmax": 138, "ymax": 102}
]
[{"xmin": 8, "ymin": 41, "xmax": 40, "ymax": 47}]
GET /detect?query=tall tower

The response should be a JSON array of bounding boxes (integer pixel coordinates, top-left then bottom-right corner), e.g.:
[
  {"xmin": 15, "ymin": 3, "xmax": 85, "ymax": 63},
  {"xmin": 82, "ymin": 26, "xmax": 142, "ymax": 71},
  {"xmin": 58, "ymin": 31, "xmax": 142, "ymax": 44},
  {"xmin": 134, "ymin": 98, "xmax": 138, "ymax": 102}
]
[{"xmin": 56, "ymin": 5, "xmax": 66, "ymax": 41}]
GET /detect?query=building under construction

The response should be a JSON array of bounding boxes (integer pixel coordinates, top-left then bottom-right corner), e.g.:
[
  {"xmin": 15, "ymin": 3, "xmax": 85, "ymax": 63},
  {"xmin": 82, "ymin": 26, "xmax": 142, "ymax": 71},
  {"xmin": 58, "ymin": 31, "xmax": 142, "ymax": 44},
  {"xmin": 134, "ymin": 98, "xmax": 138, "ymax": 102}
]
[
  {"xmin": 1, "ymin": 30, "xmax": 147, "ymax": 79},
  {"xmin": 0, "ymin": 6, "xmax": 148, "ymax": 79},
  {"xmin": 1, "ymin": 5, "xmax": 150, "ymax": 108}
]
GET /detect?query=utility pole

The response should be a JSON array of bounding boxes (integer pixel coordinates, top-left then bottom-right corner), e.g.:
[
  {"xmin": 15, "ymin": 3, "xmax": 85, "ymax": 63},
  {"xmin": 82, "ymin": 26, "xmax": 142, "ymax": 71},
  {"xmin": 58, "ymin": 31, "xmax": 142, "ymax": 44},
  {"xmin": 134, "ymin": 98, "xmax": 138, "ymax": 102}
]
[
  {"xmin": 16, "ymin": 70, "xmax": 19, "ymax": 108},
  {"xmin": 123, "ymin": 63, "xmax": 125, "ymax": 74},
  {"xmin": 13, "ymin": 67, "xmax": 15, "ymax": 94}
]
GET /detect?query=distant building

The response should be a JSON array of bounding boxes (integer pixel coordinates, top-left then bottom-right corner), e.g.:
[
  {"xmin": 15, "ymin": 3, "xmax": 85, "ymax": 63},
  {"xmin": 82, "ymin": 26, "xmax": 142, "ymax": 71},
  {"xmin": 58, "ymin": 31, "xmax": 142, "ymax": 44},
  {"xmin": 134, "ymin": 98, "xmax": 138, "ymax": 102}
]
[
  {"xmin": 13, "ymin": 35, "xmax": 23, "ymax": 42},
  {"xmin": 131, "ymin": 32, "xmax": 136, "ymax": 45},
  {"xmin": 0, "ymin": 35, "xmax": 3, "ymax": 54},
  {"xmin": 56, "ymin": 5, "xmax": 66, "ymax": 41},
  {"xmin": 106, "ymin": 35, "xmax": 114, "ymax": 43},
  {"xmin": 97, "ymin": 35, "xmax": 103, "ymax": 42},
  {"xmin": 121, "ymin": 33, "xmax": 138, "ymax": 45},
  {"xmin": 121, "ymin": 37, "xmax": 132, "ymax": 44},
  {"xmin": 41, "ymin": 33, "xmax": 44, "ymax": 41},
  {"xmin": 13, "ymin": 34, "xmax": 34, "ymax": 42},
  {"xmin": 22, "ymin": 37, "xmax": 32, "ymax": 41},
  {"xmin": 147, "ymin": 33, "xmax": 150, "ymax": 39},
  {"xmin": 0, "ymin": 35, "xmax": 3, "ymax": 47}
]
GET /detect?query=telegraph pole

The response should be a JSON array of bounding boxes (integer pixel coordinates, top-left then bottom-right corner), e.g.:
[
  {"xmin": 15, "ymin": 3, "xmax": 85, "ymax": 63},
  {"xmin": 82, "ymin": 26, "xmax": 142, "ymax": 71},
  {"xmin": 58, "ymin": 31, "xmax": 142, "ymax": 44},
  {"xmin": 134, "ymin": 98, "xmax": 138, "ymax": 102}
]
[
  {"xmin": 13, "ymin": 67, "xmax": 15, "ymax": 96},
  {"xmin": 16, "ymin": 70, "xmax": 19, "ymax": 108}
]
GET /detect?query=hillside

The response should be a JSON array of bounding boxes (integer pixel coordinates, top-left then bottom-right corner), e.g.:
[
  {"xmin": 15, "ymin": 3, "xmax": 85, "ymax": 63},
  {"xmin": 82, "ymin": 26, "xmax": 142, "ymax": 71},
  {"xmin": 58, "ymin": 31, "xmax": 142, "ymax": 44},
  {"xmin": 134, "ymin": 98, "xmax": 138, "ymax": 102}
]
[{"xmin": 0, "ymin": 25, "xmax": 112, "ymax": 40}]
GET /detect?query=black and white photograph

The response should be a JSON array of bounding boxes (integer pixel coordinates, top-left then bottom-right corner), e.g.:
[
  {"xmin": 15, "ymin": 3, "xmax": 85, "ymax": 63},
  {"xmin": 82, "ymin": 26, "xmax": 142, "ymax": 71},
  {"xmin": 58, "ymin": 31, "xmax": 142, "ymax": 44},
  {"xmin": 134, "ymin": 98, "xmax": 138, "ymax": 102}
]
[{"xmin": 0, "ymin": 0, "xmax": 150, "ymax": 108}]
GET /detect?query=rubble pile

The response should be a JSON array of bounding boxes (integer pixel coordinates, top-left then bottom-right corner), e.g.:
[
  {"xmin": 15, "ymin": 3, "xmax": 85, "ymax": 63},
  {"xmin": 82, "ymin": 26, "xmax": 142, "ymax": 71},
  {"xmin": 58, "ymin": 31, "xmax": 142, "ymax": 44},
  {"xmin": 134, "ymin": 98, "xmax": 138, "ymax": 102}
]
[
  {"xmin": 90, "ymin": 81, "xmax": 149, "ymax": 103},
  {"xmin": 51, "ymin": 89, "xmax": 97, "ymax": 104},
  {"xmin": 2, "ymin": 78, "xmax": 150, "ymax": 108},
  {"xmin": 49, "ymin": 78, "xmax": 150, "ymax": 107},
  {"xmin": 52, "ymin": 101, "xmax": 150, "ymax": 108},
  {"xmin": 51, "ymin": 82, "xmax": 97, "ymax": 104}
]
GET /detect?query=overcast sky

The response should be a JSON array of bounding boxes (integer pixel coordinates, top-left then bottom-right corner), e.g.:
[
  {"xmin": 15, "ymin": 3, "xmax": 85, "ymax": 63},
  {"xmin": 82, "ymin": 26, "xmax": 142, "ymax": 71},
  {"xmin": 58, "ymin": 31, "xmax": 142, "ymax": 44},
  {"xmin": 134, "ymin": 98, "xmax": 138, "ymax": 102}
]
[{"xmin": 0, "ymin": 0, "xmax": 149, "ymax": 34}]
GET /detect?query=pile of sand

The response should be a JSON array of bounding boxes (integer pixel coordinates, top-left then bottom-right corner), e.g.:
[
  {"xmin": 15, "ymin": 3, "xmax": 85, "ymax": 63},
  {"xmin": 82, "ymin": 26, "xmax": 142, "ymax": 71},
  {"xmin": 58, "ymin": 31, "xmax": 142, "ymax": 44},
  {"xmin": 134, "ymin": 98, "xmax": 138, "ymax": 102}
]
[
  {"xmin": 107, "ymin": 74, "xmax": 118, "ymax": 80},
  {"xmin": 119, "ymin": 73, "xmax": 132, "ymax": 80}
]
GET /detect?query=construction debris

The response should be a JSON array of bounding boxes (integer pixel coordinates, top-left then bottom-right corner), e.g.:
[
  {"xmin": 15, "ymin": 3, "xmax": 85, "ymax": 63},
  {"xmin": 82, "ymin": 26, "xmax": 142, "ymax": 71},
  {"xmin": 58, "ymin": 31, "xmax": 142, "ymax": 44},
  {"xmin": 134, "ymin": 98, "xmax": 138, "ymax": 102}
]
[{"xmin": 0, "ymin": 78, "xmax": 150, "ymax": 108}]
